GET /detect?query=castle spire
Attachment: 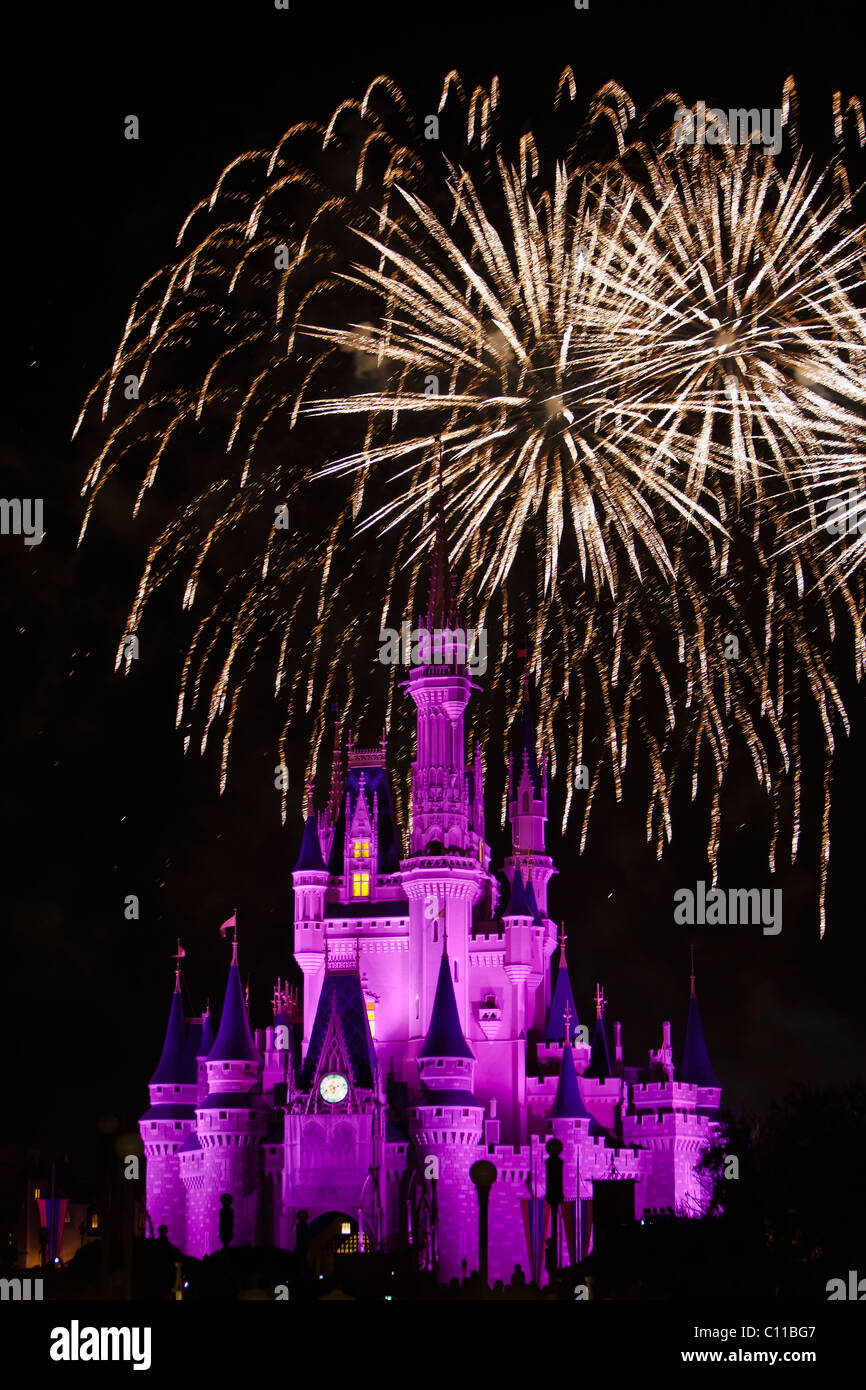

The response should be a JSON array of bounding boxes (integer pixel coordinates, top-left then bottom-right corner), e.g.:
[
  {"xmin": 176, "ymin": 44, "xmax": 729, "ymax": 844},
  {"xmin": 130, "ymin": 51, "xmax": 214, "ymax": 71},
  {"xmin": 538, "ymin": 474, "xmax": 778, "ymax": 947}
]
[
  {"xmin": 677, "ymin": 951, "xmax": 719, "ymax": 1087},
  {"xmin": 209, "ymin": 937, "xmax": 260, "ymax": 1064},
  {"xmin": 171, "ymin": 938, "xmax": 186, "ymax": 993},
  {"xmin": 595, "ymin": 983, "xmax": 606, "ymax": 1020},
  {"xmin": 516, "ymin": 667, "xmax": 541, "ymax": 794},
  {"xmin": 503, "ymin": 866, "xmax": 533, "ymax": 918},
  {"xmin": 293, "ymin": 787, "xmax": 328, "ymax": 872},
  {"xmin": 419, "ymin": 949, "xmax": 474, "ymax": 1061},
  {"xmin": 326, "ymin": 705, "xmax": 344, "ymax": 823},
  {"xmin": 546, "ymin": 926, "xmax": 580, "ymax": 1043},
  {"xmin": 150, "ymin": 964, "xmax": 196, "ymax": 1086},
  {"xmin": 199, "ymin": 1000, "xmax": 214, "ymax": 1056},
  {"xmin": 549, "ymin": 1005, "xmax": 593, "ymax": 1121},
  {"xmin": 427, "ymin": 436, "xmax": 450, "ymax": 629},
  {"xmin": 585, "ymin": 984, "xmax": 612, "ymax": 1079}
]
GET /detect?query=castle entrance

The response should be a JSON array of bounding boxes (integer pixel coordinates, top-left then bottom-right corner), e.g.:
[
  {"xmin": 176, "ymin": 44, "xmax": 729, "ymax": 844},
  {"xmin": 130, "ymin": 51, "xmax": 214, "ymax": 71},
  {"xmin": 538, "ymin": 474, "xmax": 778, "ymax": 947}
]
[{"xmin": 306, "ymin": 1211, "xmax": 359, "ymax": 1275}]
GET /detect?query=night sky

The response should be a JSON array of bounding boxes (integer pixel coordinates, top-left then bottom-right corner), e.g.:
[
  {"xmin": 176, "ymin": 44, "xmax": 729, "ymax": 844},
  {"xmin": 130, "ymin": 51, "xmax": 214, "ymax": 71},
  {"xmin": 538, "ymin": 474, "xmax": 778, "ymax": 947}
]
[{"xmin": 3, "ymin": 0, "xmax": 864, "ymax": 1175}]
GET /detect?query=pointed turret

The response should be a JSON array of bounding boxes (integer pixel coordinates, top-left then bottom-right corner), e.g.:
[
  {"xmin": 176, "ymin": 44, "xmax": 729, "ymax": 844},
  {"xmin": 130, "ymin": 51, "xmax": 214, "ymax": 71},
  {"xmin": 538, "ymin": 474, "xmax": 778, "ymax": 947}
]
[
  {"xmin": 550, "ymin": 1036, "xmax": 593, "ymax": 1121},
  {"xmin": 677, "ymin": 956, "xmax": 719, "ymax": 1088},
  {"xmin": 293, "ymin": 785, "xmax": 328, "ymax": 872},
  {"xmin": 506, "ymin": 672, "xmax": 555, "ymax": 934},
  {"xmin": 525, "ymin": 877, "xmax": 544, "ymax": 927},
  {"xmin": 424, "ymin": 436, "xmax": 460, "ymax": 633},
  {"xmin": 208, "ymin": 936, "xmax": 260, "ymax": 1065},
  {"xmin": 585, "ymin": 983, "xmax": 612, "ymax": 1080},
  {"xmin": 419, "ymin": 949, "xmax": 474, "ymax": 1061},
  {"xmin": 503, "ymin": 867, "xmax": 532, "ymax": 919},
  {"xmin": 546, "ymin": 927, "xmax": 580, "ymax": 1043},
  {"xmin": 517, "ymin": 670, "xmax": 542, "ymax": 796},
  {"xmin": 293, "ymin": 786, "xmax": 331, "ymax": 1012},
  {"xmin": 150, "ymin": 963, "xmax": 197, "ymax": 1086},
  {"xmin": 141, "ymin": 951, "xmax": 197, "ymax": 1249}
]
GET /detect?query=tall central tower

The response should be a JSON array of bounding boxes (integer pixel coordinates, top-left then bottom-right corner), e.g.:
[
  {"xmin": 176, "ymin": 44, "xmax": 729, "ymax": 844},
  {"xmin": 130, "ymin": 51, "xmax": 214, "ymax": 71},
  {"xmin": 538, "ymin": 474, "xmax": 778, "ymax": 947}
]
[{"xmin": 400, "ymin": 444, "xmax": 491, "ymax": 1050}]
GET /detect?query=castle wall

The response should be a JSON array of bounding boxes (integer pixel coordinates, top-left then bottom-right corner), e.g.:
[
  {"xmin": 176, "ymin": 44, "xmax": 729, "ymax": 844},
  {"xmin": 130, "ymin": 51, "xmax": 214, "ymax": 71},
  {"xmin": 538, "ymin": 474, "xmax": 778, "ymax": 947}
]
[
  {"xmin": 179, "ymin": 1156, "xmax": 208, "ymax": 1257},
  {"xmin": 142, "ymin": 1146, "xmax": 187, "ymax": 1248},
  {"xmin": 196, "ymin": 1145, "xmax": 263, "ymax": 1255}
]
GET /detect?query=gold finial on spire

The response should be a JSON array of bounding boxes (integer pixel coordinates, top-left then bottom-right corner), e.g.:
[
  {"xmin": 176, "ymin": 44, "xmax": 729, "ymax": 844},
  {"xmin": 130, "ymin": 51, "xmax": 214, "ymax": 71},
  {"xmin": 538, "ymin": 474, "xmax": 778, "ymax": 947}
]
[
  {"xmin": 594, "ymin": 982, "xmax": 606, "ymax": 1020},
  {"xmin": 558, "ymin": 923, "xmax": 568, "ymax": 964},
  {"xmin": 563, "ymin": 997, "xmax": 573, "ymax": 1047},
  {"xmin": 171, "ymin": 939, "xmax": 186, "ymax": 991}
]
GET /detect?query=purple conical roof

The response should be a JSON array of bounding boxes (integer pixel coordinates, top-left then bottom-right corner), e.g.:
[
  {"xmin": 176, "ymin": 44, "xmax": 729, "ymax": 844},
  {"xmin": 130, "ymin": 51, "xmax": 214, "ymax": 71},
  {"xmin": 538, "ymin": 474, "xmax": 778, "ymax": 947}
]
[
  {"xmin": 419, "ymin": 953, "xmax": 474, "ymax": 1060},
  {"xmin": 150, "ymin": 986, "xmax": 198, "ymax": 1086},
  {"xmin": 677, "ymin": 994, "xmax": 719, "ymax": 1088},
  {"xmin": 525, "ymin": 878, "xmax": 544, "ymax": 926},
  {"xmin": 293, "ymin": 813, "xmax": 328, "ymax": 872},
  {"xmin": 585, "ymin": 1013, "xmax": 612, "ymax": 1080},
  {"xmin": 550, "ymin": 1044, "xmax": 592, "ymax": 1121},
  {"xmin": 546, "ymin": 956, "xmax": 579, "ymax": 1043},
  {"xmin": 208, "ymin": 959, "xmax": 261, "ymax": 1064},
  {"xmin": 503, "ymin": 868, "xmax": 532, "ymax": 918}
]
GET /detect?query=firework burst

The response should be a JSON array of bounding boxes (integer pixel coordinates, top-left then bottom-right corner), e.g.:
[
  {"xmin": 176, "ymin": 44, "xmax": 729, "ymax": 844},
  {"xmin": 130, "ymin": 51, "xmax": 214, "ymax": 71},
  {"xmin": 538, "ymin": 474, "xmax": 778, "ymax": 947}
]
[{"xmin": 75, "ymin": 71, "xmax": 866, "ymax": 935}]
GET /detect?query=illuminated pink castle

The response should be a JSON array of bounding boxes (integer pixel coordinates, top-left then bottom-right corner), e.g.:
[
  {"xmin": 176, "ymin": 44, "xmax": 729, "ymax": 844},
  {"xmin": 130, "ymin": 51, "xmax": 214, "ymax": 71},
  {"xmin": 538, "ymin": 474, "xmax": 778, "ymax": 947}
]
[{"xmin": 140, "ymin": 518, "xmax": 721, "ymax": 1283}]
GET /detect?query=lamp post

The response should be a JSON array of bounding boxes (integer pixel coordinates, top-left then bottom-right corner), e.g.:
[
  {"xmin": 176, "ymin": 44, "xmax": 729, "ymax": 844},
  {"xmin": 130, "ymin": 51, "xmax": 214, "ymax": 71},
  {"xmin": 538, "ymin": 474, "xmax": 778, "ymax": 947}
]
[
  {"xmin": 544, "ymin": 1138, "xmax": 564, "ymax": 1283},
  {"xmin": 469, "ymin": 1160, "xmax": 497, "ymax": 1291}
]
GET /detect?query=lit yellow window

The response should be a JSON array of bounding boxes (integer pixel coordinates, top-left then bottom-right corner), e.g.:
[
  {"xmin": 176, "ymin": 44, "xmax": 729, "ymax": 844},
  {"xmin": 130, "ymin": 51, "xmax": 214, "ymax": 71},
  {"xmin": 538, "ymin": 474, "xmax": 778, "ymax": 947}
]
[
  {"xmin": 341, "ymin": 1221, "xmax": 351, "ymax": 1235},
  {"xmin": 353, "ymin": 841, "xmax": 370, "ymax": 858},
  {"xmin": 352, "ymin": 872, "xmax": 370, "ymax": 898},
  {"xmin": 91, "ymin": 1214, "xmax": 99, "ymax": 1231},
  {"xmin": 34, "ymin": 1188, "xmax": 41, "ymax": 1199},
  {"xmin": 366, "ymin": 1001, "xmax": 375, "ymax": 1038}
]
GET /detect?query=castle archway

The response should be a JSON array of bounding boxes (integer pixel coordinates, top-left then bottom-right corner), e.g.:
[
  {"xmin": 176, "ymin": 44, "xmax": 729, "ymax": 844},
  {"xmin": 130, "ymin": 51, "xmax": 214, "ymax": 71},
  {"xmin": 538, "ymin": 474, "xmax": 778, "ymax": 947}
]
[{"xmin": 306, "ymin": 1209, "xmax": 360, "ymax": 1274}]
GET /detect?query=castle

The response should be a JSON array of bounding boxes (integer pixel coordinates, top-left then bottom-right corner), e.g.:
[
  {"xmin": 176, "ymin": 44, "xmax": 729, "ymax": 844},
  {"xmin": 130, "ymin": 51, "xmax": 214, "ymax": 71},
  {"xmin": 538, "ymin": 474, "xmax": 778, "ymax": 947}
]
[{"xmin": 140, "ymin": 518, "xmax": 722, "ymax": 1285}]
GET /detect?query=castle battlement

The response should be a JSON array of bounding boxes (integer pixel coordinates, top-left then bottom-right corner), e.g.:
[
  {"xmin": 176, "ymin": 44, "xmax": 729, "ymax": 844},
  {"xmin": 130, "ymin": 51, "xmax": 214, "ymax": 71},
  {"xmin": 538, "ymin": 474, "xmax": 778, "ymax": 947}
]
[{"xmin": 624, "ymin": 1110, "xmax": 711, "ymax": 1131}]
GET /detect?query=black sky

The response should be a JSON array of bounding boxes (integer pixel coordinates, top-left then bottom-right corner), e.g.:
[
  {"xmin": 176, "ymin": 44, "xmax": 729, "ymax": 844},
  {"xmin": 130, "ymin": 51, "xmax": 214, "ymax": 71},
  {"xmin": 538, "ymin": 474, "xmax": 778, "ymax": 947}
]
[{"xmin": 3, "ymin": 0, "xmax": 865, "ymax": 1170}]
